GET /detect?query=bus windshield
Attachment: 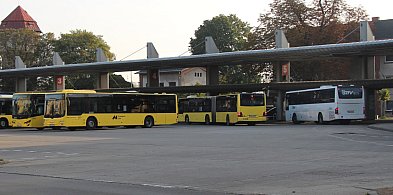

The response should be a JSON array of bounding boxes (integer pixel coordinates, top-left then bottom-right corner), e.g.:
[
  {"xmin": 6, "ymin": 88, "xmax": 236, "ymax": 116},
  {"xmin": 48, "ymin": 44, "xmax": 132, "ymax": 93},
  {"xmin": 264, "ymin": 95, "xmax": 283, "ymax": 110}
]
[
  {"xmin": 240, "ymin": 94, "xmax": 265, "ymax": 106},
  {"xmin": 12, "ymin": 95, "xmax": 32, "ymax": 119},
  {"xmin": 45, "ymin": 94, "xmax": 65, "ymax": 118},
  {"xmin": 338, "ymin": 87, "xmax": 363, "ymax": 99}
]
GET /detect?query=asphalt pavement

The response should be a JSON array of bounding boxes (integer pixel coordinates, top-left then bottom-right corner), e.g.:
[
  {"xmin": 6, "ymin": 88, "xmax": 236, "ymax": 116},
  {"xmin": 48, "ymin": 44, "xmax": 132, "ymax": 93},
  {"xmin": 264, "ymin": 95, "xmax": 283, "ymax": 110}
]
[{"xmin": 1, "ymin": 123, "xmax": 393, "ymax": 195}]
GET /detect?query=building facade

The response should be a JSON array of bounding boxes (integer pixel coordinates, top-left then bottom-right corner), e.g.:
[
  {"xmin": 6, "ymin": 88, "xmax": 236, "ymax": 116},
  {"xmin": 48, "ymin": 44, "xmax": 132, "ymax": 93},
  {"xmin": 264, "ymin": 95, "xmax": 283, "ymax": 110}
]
[{"xmin": 137, "ymin": 67, "xmax": 206, "ymax": 87}]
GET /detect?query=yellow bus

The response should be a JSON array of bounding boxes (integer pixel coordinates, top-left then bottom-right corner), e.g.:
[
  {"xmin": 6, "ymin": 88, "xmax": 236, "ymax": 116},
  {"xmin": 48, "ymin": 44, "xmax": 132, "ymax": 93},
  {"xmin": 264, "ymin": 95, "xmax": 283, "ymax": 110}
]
[
  {"xmin": 178, "ymin": 97, "xmax": 213, "ymax": 125},
  {"xmin": 12, "ymin": 92, "xmax": 46, "ymax": 129},
  {"xmin": 0, "ymin": 94, "xmax": 13, "ymax": 128},
  {"xmin": 43, "ymin": 90, "xmax": 178, "ymax": 129},
  {"xmin": 179, "ymin": 92, "xmax": 267, "ymax": 126}
]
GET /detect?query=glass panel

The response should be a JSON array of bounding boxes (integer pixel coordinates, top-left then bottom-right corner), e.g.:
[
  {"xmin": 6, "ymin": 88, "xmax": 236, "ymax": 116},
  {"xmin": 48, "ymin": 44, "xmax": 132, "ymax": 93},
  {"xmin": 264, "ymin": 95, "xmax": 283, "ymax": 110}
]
[
  {"xmin": 45, "ymin": 94, "xmax": 65, "ymax": 118},
  {"xmin": 338, "ymin": 87, "xmax": 363, "ymax": 99},
  {"xmin": 240, "ymin": 94, "xmax": 265, "ymax": 106},
  {"xmin": 12, "ymin": 95, "xmax": 31, "ymax": 119}
]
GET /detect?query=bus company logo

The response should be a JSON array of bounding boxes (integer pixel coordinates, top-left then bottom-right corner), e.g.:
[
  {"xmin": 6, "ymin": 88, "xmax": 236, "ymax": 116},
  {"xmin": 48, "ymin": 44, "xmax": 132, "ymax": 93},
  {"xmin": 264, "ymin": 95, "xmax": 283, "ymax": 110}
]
[
  {"xmin": 341, "ymin": 90, "xmax": 354, "ymax": 95},
  {"xmin": 112, "ymin": 115, "xmax": 125, "ymax": 120}
]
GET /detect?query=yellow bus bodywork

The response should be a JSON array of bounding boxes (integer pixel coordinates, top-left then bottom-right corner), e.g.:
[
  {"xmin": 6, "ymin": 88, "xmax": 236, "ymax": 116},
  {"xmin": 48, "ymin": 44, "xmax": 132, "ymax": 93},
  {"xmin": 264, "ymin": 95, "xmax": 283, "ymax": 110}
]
[
  {"xmin": 178, "ymin": 112, "xmax": 212, "ymax": 123},
  {"xmin": 45, "ymin": 113, "xmax": 177, "ymax": 128},
  {"xmin": 12, "ymin": 116, "xmax": 45, "ymax": 128},
  {"xmin": 0, "ymin": 115, "xmax": 13, "ymax": 127}
]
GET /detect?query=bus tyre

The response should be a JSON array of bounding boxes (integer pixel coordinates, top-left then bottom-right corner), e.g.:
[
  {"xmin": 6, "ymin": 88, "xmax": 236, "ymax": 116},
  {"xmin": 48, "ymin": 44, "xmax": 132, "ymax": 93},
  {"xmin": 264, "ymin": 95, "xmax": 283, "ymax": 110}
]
[
  {"xmin": 292, "ymin": 113, "xmax": 300, "ymax": 124},
  {"xmin": 185, "ymin": 115, "xmax": 190, "ymax": 125},
  {"xmin": 143, "ymin": 116, "xmax": 154, "ymax": 128},
  {"xmin": 0, "ymin": 118, "xmax": 9, "ymax": 128},
  {"xmin": 205, "ymin": 115, "xmax": 210, "ymax": 125},
  {"xmin": 318, "ymin": 113, "xmax": 324, "ymax": 124},
  {"xmin": 86, "ymin": 117, "xmax": 98, "ymax": 130},
  {"xmin": 226, "ymin": 115, "xmax": 231, "ymax": 126}
]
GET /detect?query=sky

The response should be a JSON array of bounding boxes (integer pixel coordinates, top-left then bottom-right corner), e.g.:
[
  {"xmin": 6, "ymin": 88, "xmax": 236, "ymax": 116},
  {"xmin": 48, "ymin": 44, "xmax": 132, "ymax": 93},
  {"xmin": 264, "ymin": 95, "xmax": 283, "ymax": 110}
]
[{"xmin": 0, "ymin": 0, "xmax": 392, "ymax": 82}]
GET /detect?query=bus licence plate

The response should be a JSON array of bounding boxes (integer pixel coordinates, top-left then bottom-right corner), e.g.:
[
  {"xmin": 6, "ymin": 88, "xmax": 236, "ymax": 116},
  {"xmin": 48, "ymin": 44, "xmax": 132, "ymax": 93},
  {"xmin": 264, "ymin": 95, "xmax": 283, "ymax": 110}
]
[
  {"xmin": 249, "ymin": 115, "xmax": 256, "ymax": 118},
  {"xmin": 347, "ymin": 110, "xmax": 354, "ymax": 113}
]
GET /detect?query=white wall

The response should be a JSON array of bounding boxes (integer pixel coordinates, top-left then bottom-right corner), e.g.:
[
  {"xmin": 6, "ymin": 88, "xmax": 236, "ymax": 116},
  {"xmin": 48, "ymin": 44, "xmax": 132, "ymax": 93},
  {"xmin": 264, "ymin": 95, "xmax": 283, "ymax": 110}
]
[
  {"xmin": 180, "ymin": 67, "xmax": 206, "ymax": 86},
  {"xmin": 140, "ymin": 72, "xmax": 180, "ymax": 87}
]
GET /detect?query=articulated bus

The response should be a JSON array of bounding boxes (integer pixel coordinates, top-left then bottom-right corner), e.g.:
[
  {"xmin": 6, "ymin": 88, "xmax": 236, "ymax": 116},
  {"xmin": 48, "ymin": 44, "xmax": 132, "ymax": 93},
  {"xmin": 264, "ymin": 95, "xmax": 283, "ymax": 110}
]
[
  {"xmin": 44, "ymin": 90, "xmax": 178, "ymax": 129},
  {"xmin": 179, "ymin": 92, "xmax": 267, "ymax": 125},
  {"xmin": 285, "ymin": 85, "xmax": 365, "ymax": 124},
  {"xmin": 178, "ymin": 97, "xmax": 213, "ymax": 125},
  {"xmin": 0, "ymin": 94, "xmax": 13, "ymax": 128},
  {"xmin": 12, "ymin": 92, "xmax": 46, "ymax": 129}
]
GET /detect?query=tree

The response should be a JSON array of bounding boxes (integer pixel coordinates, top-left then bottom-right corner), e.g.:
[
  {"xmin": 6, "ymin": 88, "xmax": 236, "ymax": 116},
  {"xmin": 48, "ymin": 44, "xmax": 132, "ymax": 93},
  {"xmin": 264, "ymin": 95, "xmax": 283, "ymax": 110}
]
[
  {"xmin": 53, "ymin": 30, "xmax": 115, "ymax": 89},
  {"xmin": 254, "ymin": 0, "xmax": 367, "ymax": 81},
  {"xmin": 0, "ymin": 29, "xmax": 55, "ymax": 92},
  {"xmin": 378, "ymin": 89, "xmax": 391, "ymax": 117},
  {"xmin": 110, "ymin": 74, "xmax": 131, "ymax": 88},
  {"xmin": 190, "ymin": 14, "xmax": 266, "ymax": 84}
]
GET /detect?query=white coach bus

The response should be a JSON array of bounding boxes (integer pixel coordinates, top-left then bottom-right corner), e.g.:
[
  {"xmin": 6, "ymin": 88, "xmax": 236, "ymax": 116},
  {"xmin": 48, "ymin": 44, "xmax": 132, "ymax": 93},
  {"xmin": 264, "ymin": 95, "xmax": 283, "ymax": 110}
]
[{"xmin": 285, "ymin": 86, "xmax": 365, "ymax": 124}]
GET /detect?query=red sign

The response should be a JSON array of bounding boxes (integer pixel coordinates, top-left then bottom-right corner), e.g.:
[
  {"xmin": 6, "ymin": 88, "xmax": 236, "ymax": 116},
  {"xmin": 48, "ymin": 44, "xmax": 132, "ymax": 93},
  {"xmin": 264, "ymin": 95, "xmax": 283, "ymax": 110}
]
[
  {"xmin": 56, "ymin": 76, "xmax": 63, "ymax": 85},
  {"xmin": 282, "ymin": 64, "xmax": 288, "ymax": 76}
]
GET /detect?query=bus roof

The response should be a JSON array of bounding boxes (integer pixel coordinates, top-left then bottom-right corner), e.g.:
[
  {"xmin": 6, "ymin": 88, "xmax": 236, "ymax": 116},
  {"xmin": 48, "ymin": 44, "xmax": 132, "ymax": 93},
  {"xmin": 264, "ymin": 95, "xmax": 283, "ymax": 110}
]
[{"xmin": 0, "ymin": 94, "xmax": 13, "ymax": 99}]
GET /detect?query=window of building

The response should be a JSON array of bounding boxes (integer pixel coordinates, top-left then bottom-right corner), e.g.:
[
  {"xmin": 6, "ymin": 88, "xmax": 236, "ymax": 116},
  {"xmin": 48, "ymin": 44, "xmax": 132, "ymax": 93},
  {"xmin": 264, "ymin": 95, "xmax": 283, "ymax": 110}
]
[
  {"xmin": 168, "ymin": 82, "xmax": 176, "ymax": 86},
  {"xmin": 387, "ymin": 100, "xmax": 393, "ymax": 111},
  {"xmin": 159, "ymin": 83, "xmax": 164, "ymax": 87},
  {"xmin": 385, "ymin": 55, "xmax": 393, "ymax": 63}
]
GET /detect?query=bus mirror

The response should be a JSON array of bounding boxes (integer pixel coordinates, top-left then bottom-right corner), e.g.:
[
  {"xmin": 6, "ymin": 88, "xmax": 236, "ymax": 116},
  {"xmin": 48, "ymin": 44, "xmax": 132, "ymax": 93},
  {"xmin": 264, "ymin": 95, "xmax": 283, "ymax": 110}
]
[{"xmin": 285, "ymin": 106, "xmax": 289, "ymax": 111}]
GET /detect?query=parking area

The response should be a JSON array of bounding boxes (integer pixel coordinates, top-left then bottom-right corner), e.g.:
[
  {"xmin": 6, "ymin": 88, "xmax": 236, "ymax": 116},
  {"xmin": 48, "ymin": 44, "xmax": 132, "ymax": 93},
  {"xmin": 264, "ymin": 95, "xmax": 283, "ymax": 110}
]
[{"xmin": 1, "ymin": 123, "xmax": 393, "ymax": 194}]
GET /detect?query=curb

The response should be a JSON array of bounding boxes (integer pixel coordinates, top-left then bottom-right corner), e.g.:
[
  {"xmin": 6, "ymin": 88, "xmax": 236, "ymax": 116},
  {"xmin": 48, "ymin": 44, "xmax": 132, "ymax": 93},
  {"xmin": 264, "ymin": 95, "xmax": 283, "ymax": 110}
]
[{"xmin": 368, "ymin": 125, "xmax": 393, "ymax": 133}]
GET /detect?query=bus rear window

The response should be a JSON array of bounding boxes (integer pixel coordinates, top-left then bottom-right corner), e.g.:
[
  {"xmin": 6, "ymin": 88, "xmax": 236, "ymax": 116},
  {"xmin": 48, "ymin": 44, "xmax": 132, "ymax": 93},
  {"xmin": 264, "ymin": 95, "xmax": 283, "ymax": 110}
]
[
  {"xmin": 240, "ymin": 94, "xmax": 264, "ymax": 106},
  {"xmin": 338, "ymin": 87, "xmax": 362, "ymax": 99}
]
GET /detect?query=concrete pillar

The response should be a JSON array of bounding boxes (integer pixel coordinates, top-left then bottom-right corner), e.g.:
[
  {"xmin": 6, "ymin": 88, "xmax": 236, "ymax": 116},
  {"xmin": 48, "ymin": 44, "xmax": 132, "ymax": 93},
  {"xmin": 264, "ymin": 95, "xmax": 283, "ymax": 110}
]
[
  {"xmin": 274, "ymin": 30, "xmax": 290, "ymax": 121},
  {"xmin": 146, "ymin": 42, "xmax": 159, "ymax": 87},
  {"xmin": 356, "ymin": 21, "xmax": 377, "ymax": 120},
  {"xmin": 53, "ymin": 52, "xmax": 65, "ymax": 90},
  {"xmin": 205, "ymin": 36, "xmax": 219, "ymax": 85},
  {"xmin": 96, "ymin": 48, "xmax": 110, "ymax": 89},
  {"xmin": 15, "ymin": 56, "xmax": 27, "ymax": 92},
  {"xmin": 205, "ymin": 36, "xmax": 219, "ymax": 96}
]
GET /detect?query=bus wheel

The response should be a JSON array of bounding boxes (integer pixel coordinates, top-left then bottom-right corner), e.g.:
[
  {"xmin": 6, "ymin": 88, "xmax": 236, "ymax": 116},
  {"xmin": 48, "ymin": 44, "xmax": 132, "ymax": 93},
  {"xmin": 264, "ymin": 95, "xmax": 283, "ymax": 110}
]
[
  {"xmin": 292, "ymin": 114, "xmax": 300, "ymax": 124},
  {"xmin": 185, "ymin": 115, "xmax": 190, "ymax": 125},
  {"xmin": 143, "ymin": 116, "xmax": 154, "ymax": 128},
  {"xmin": 205, "ymin": 115, "xmax": 210, "ymax": 125},
  {"xmin": 0, "ymin": 118, "xmax": 9, "ymax": 128},
  {"xmin": 318, "ymin": 113, "xmax": 324, "ymax": 124},
  {"xmin": 36, "ymin": 127, "xmax": 44, "ymax": 130},
  {"xmin": 86, "ymin": 117, "xmax": 98, "ymax": 130},
  {"xmin": 225, "ymin": 115, "xmax": 231, "ymax": 126}
]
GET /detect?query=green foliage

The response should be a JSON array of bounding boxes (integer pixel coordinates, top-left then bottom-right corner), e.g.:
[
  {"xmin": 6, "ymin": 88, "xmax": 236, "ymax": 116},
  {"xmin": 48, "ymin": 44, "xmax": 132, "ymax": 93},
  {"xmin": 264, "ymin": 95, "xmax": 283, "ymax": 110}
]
[
  {"xmin": 254, "ymin": 0, "xmax": 368, "ymax": 81},
  {"xmin": 53, "ymin": 30, "xmax": 115, "ymax": 89},
  {"xmin": 110, "ymin": 74, "xmax": 131, "ymax": 88},
  {"xmin": 190, "ymin": 14, "xmax": 266, "ymax": 84},
  {"xmin": 0, "ymin": 29, "xmax": 55, "ymax": 92},
  {"xmin": 378, "ymin": 89, "xmax": 391, "ymax": 101}
]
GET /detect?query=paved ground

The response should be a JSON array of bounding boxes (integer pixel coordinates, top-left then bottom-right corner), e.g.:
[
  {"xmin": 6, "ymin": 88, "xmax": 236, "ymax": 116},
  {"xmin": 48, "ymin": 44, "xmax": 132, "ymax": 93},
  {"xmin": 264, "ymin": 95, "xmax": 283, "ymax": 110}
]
[{"xmin": 0, "ymin": 123, "xmax": 393, "ymax": 195}]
